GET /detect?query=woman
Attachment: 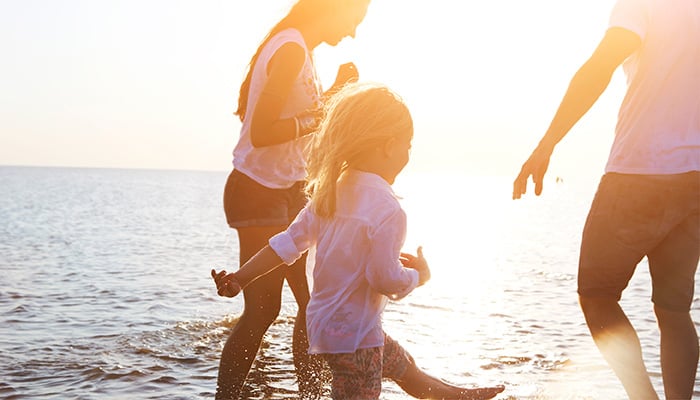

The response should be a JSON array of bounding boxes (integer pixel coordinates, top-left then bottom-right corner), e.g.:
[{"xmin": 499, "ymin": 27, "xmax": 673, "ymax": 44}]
[{"xmin": 219, "ymin": 1, "xmax": 371, "ymax": 398}]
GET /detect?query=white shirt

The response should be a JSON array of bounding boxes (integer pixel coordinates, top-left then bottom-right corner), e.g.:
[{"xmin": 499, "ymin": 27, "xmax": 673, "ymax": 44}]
[
  {"xmin": 233, "ymin": 28, "xmax": 322, "ymax": 188},
  {"xmin": 605, "ymin": 0, "xmax": 700, "ymax": 174},
  {"xmin": 269, "ymin": 170, "xmax": 420, "ymax": 354}
]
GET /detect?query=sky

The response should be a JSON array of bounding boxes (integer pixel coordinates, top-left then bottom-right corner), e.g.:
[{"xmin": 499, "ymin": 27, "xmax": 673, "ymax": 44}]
[{"xmin": 0, "ymin": 0, "xmax": 628, "ymax": 177}]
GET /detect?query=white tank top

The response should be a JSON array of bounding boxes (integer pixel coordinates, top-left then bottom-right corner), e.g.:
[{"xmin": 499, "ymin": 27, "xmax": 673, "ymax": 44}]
[{"xmin": 233, "ymin": 28, "xmax": 322, "ymax": 188}]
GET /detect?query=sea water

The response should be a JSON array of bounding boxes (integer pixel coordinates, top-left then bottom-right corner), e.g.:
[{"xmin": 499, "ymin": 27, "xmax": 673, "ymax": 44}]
[{"xmin": 1, "ymin": 166, "xmax": 698, "ymax": 399}]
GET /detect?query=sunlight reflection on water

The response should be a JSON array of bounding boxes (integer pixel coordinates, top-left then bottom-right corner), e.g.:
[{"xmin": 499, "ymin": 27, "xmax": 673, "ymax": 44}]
[{"xmin": 1, "ymin": 167, "xmax": 697, "ymax": 399}]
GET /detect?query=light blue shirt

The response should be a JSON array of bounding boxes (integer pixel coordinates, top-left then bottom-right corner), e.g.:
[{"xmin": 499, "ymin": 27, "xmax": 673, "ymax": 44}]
[{"xmin": 270, "ymin": 170, "xmax": 419, "ymax": 354}]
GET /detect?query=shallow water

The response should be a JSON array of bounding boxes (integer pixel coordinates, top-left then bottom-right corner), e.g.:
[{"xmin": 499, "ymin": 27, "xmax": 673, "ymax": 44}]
[{"xmin": 1, "ymin": 166, "xmax": 698, "ymax": 399}]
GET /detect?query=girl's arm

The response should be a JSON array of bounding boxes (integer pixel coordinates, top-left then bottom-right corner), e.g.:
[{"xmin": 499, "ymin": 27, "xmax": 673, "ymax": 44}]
[
  {"xmin": 212, "ymin": 245, "xmax": 285, "ymax": 297},
  {"xmin": 213, "ymin": 207, "xmax": 316, "ymax": 297},
  {"xmin": 366, "ymin": 210, "xmax": 421, "ymax": 300}
]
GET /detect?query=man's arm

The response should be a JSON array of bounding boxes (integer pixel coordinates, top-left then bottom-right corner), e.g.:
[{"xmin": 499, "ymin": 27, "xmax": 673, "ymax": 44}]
[
  {"xmin": 538, "ymin": 27, "xmax": 641, "ymax": 150},
  {"xmin": 512, "ymin": 27, "xmax": 641, "ymax": 199}
]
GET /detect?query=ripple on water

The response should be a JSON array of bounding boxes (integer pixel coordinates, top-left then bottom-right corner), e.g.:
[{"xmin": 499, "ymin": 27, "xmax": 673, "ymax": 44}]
[{"xmin": 2, "ymin": 168, "xmax": 696, "ymax": 399}]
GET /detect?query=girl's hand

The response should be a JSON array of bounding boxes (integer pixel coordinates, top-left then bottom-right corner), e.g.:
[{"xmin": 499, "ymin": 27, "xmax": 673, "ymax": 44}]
[
  {"xmin": 211, "ymin": 268, "xmax": 227, "ymax": 288},
  {"xmin": 400, "ymin": 246, "xmax": 431, "ymax": 286},
  {"xmin": 211, "ymin": 269, "xmax": 242, "ymax": 297},
  {"xmin": 219, "ymin": 274, "xmax": 242, "ymax": 297}
]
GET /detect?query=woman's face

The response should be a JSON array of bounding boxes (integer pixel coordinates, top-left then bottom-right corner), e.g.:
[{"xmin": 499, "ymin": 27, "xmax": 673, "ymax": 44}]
[{"xmin": 323, "ymin": 0, "xmax": 370, "ymax": 46}]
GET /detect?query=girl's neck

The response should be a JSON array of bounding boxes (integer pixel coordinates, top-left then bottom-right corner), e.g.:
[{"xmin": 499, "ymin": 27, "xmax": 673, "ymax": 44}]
[{"xmin": 348, "ymin": 162, "xmax": 396, "ymax": 185}]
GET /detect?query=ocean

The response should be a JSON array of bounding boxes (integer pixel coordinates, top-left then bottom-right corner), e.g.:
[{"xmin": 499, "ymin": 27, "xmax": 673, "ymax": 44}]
[{"xmin": 1, "ymin": 166, "xmax": 698, "ymax": 399}]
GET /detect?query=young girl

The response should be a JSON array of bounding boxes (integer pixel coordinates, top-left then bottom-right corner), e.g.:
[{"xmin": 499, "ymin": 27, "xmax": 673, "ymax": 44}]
[{"xmin": 214, "ymin": 83, "xmax": 504, "ymax": 399}]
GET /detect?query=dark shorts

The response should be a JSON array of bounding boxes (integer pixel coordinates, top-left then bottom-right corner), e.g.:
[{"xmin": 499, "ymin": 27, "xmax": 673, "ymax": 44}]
[
  {"xmin": 223, "ymin": 169, "xmax": 307, "ymax": 228},
  {"xmin": 578, "ymin": 172, "xmax": 700, "ymax": 311},
  {"xmin": 321, "ymin": 333, "xmax": 413, "ymax": 400}
]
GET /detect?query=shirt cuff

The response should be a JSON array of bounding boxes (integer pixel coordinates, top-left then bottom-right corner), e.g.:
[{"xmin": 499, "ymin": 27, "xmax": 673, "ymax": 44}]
[
  {"xmin": 269, "ymin": 231, "xmax": 302, "ymax": 265},
  {"xmin": 389, "ymin": 269, "xmax": 420, "ymax": 301}
]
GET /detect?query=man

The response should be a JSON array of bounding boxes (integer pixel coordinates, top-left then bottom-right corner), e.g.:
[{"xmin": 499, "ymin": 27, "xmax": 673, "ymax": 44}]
[{"xmin": 512, "ymin": 0, "xmax": 699, "ymax": 398}]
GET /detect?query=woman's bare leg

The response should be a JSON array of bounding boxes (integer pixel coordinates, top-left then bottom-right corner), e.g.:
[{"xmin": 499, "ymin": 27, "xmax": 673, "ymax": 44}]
[{"xmin": 216, "ymin": 226, "xmax": 287, "ymax": 400}]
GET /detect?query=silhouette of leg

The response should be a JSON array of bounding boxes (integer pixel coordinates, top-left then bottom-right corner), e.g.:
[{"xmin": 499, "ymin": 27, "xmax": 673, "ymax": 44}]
[
  {"xmin": 579, "ymin": 296, "xmax": 658, "ymax": 400},
  {"xmin": 655, "ymin": 306, "xmax": 698, "ymax": 400},
  {"xmin": 216, "ymin": 226, "xmax": 286, "ymax": 400},
  {"xmin": 648, "ymin": 211, "xmax": 699, "ymax": 400}
]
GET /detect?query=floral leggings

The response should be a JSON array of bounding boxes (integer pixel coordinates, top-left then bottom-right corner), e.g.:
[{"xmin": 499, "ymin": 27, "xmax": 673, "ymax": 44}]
[{"xmin": 322, "ymin": 333, "xmax": 413, "ymax": 400}]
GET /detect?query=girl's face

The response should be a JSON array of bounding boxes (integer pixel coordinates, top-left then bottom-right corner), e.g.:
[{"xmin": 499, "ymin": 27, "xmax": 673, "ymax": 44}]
[
  {"xmin": 323, "ymin": 1, "xmax": 370, "ymax": 46},
  {"xmin": 384, "ymin": 131, "xmax": 413, "ymax": 184}
]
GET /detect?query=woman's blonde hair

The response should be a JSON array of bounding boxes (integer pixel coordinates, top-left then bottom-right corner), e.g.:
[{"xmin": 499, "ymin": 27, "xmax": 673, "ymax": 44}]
[{"xmin": 305, "ymin": 82, "xmax": 413, "ymax": 217}]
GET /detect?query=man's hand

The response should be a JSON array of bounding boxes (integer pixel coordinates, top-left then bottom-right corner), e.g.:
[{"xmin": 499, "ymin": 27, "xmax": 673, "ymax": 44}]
[
  {"xmin": 512, "ymin": 144, "xmax": 553, "ymax": 199},
  {"xmin": 400, "ymin": 246, "xmax": 430, "ymax": 286}
]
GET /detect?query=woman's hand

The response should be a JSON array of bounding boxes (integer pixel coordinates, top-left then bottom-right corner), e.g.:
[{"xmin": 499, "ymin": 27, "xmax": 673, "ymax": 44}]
[
  {"xmin": 400, "ymin": 246, "xmax": 431, "ymax": 286},
  {"xmin": 331, "ymin": 62, "xmax": 359, "ymax": 90},
  {"xmin": 295, "ymin": 109, "xmax": 322, "ymax": 136}
]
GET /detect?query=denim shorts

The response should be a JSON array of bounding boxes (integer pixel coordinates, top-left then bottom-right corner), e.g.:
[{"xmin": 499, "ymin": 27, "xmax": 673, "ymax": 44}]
[
  {"xmin": 223, "ymin": 169, "xmax": 307, "ymax": 228},
  {"xmin": 578, "ymin": 172, "xmax": 700, "ymax": 311},
  {"xmin": 322, "ymin": 333, "xmax": 413, "ymax": 399}
]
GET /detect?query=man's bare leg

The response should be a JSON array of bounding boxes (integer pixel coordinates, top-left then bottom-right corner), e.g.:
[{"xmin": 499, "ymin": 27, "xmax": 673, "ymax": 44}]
[
  {"xmin": 580, "ymin": 295, "xmax": 658, "ymax": 400},
  {"xmin": 655, "ymin": 305, "xmax": 698, "ymax": 400}
]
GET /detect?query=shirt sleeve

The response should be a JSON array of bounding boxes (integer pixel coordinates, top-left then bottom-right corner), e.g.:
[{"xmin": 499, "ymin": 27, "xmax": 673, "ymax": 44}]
[
  {"xmin": 365, "ymin": 207, "xmax": 419, "ymax": 301},
  {"xmin": 269, "ymin": 205, "xmax": 317, "ymax": 265},
  {"xmin": 609, "ymin": 0, "xmax": 649, "ymax": 40}
]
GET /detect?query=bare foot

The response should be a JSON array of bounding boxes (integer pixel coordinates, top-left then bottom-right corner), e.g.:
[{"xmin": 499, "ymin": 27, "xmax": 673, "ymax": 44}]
[{"xmin": 458, "ymin": 385, "xmax": 505, "ymax": 400}]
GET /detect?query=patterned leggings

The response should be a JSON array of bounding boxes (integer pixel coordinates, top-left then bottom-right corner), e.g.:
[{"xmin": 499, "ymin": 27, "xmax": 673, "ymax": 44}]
[{"xmin": 321, "ymin": 333, "xmax": 413, "ymax": 400}]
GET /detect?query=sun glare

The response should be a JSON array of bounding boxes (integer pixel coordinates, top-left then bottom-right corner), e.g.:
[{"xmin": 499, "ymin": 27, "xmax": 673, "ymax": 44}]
[
  {"xmin": 394, "ymin": 173, "xmax": 510, "ymax": 294},
  {"xmin": 314, "ymin": 0, "xmax": 620, "ymax": 176}
]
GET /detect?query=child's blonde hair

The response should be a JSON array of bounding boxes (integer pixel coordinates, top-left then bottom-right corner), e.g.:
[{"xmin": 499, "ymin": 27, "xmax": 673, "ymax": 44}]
[{"xmin": 305, "ymin": 82, "xmax": 413, "ymax": 217}]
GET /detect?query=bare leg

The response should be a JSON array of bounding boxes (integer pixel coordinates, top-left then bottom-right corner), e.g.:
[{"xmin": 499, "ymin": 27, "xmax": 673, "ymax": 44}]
[
  {"xmin": 393, "ymin": 358, "xmax": 504, "ymax": 399},
  {"xmin": 216, "ymin": 226, "xmax": 287, "ymax": 400},
  {"xmin": 655, "ymin": 306, "xmax": 698, "ymax": 400},
  {"xmin": 648, "ymin": 211, "xmax": 700, "ymax": 400},
  {"xmin": 579, "ymin": 295, "xmax": 658, "ymax": 400}
]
